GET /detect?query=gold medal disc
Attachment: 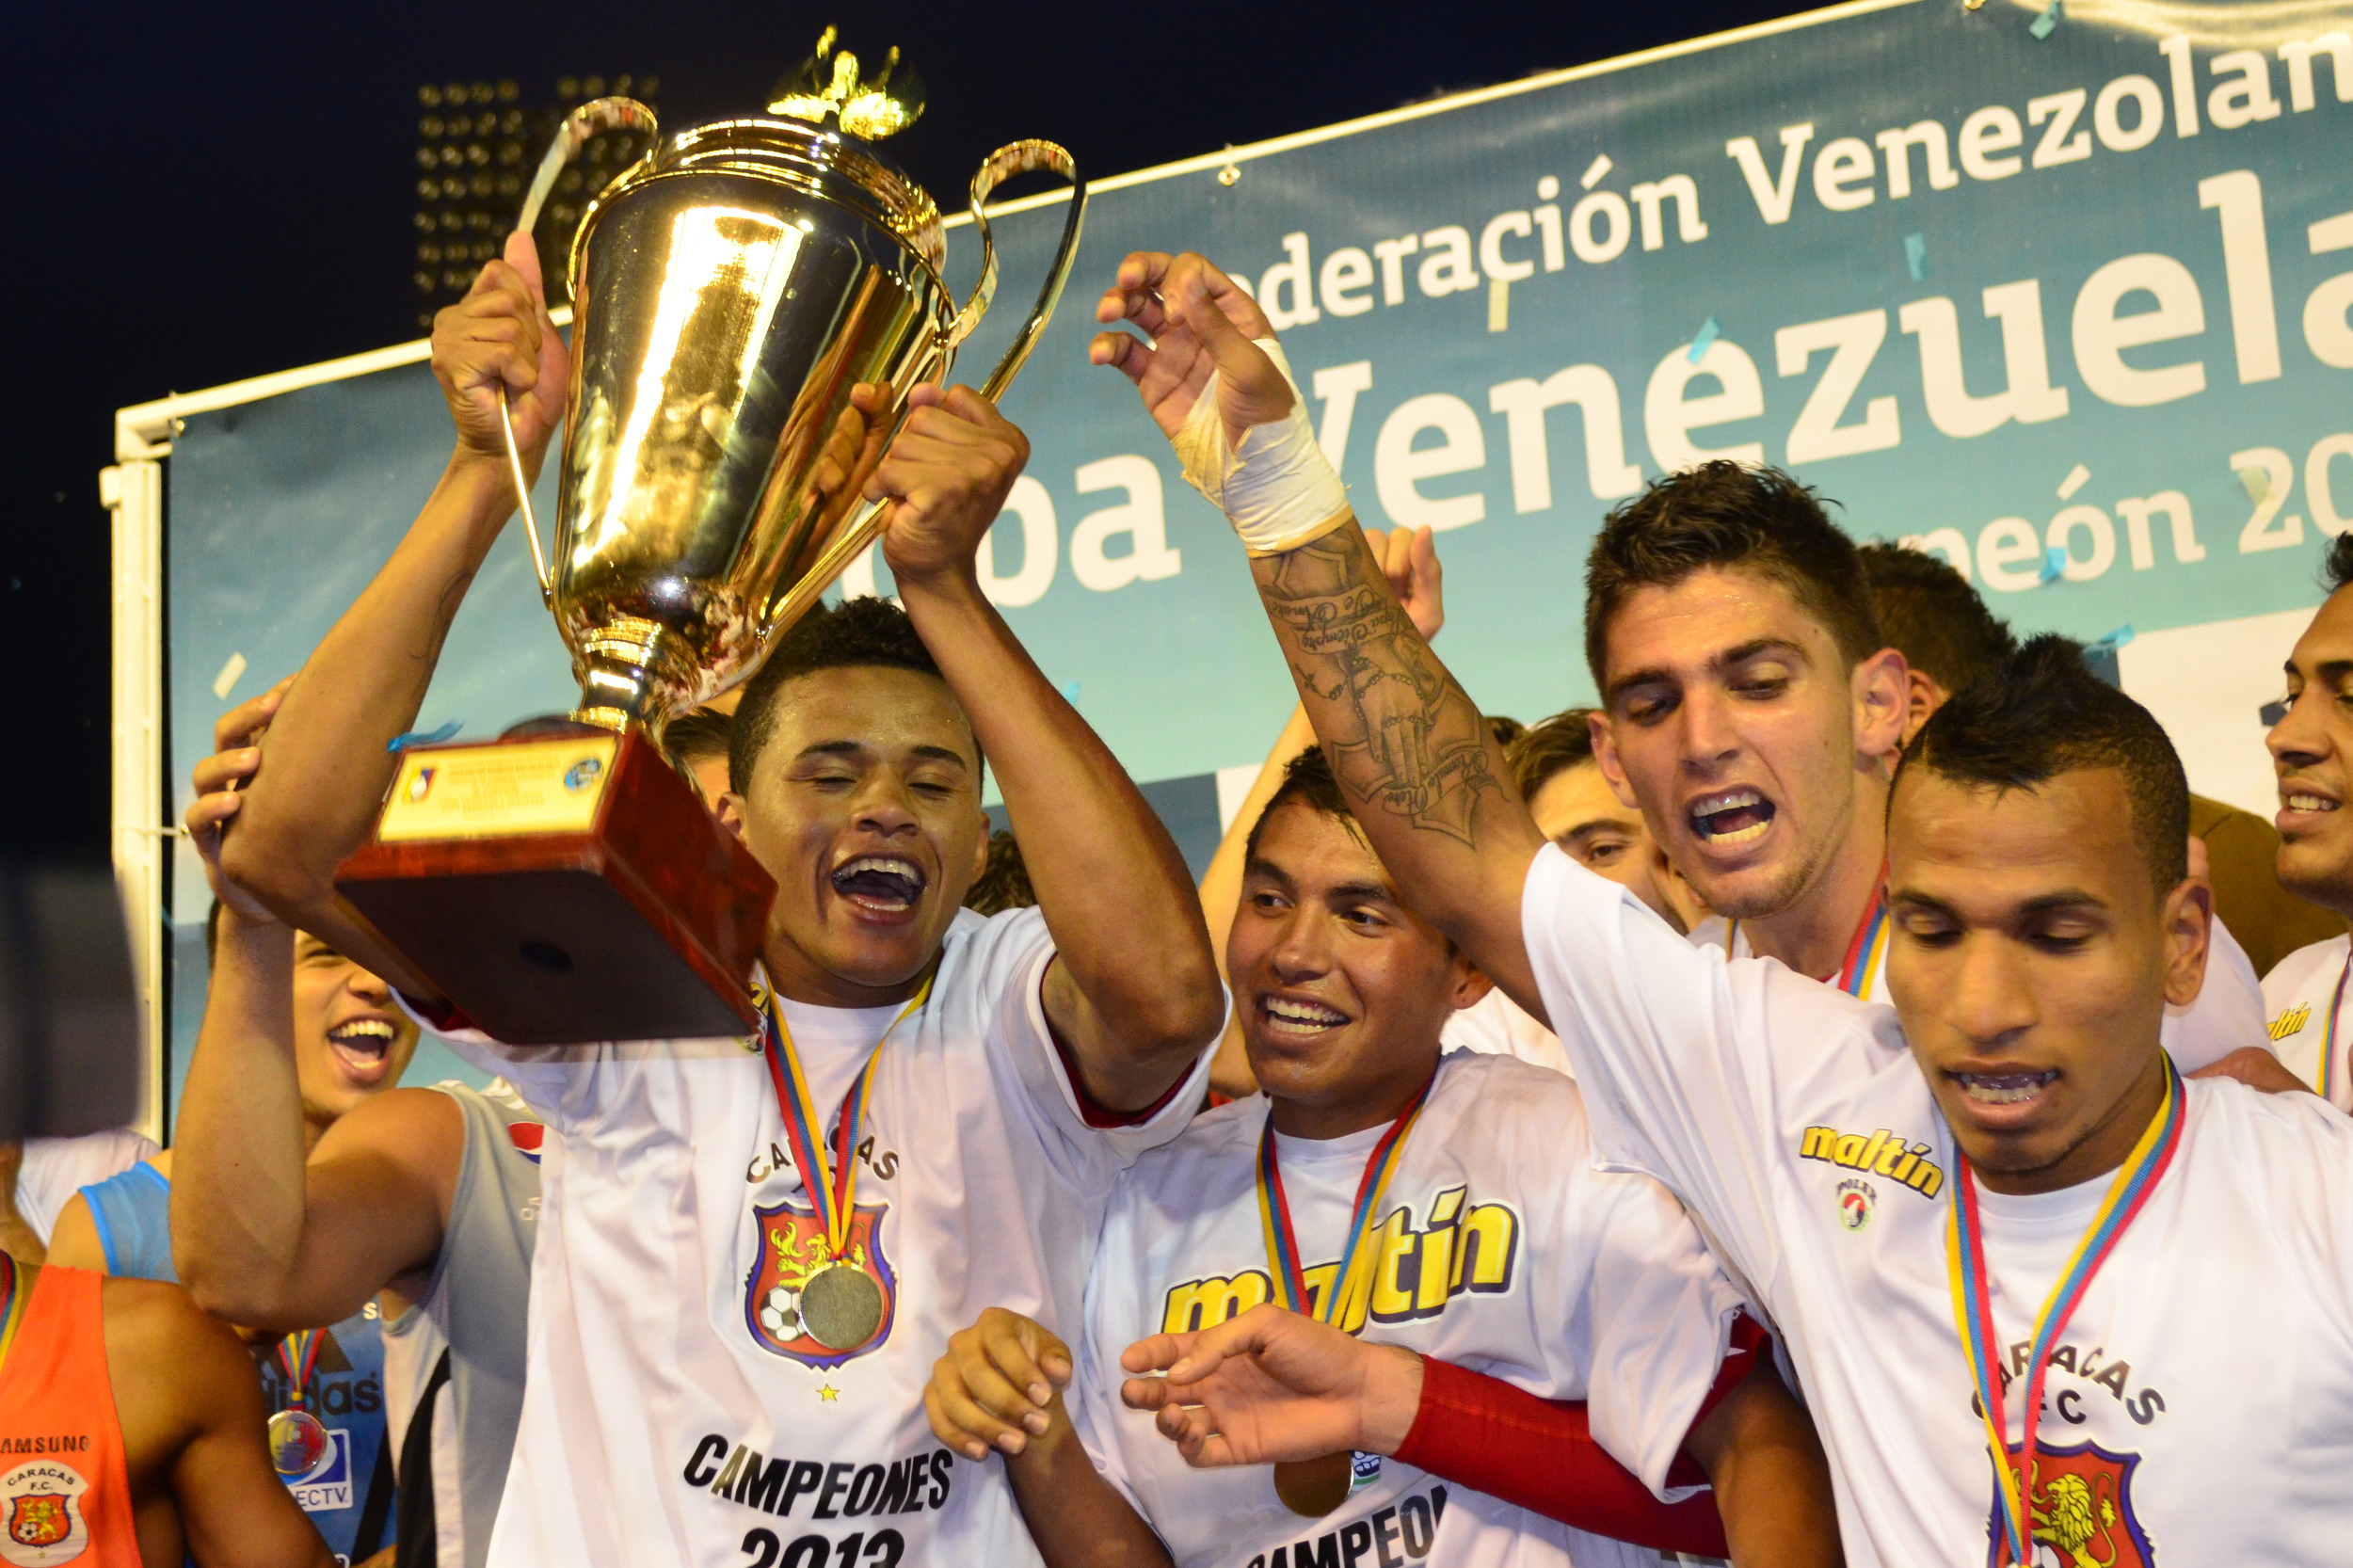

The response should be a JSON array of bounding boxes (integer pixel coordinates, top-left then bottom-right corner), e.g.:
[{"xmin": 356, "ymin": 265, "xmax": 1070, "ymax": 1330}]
[
  {"xmin": 799, "ymin": 1262, "xmax": 885, "ymax": 1351},
  {"xmin": 1273, "ymin": 1452, "xmax": 1354, "ymax": 1518},
  {"xmin": 267, "ymin": 1407, "xmax": 330, "ymax": 1480}
]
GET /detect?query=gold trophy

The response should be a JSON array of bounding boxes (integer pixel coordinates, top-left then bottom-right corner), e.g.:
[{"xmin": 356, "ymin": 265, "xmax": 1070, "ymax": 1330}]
[{"xmin": 336, "ymin": 35, "xmax": 1086, "ymax": 1044}]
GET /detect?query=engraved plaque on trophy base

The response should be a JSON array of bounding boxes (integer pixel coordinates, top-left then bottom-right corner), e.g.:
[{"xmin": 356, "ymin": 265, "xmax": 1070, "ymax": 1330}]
[{"xmin": 334, "ymin": 729, "xmax": 775, "ymax": 1045}]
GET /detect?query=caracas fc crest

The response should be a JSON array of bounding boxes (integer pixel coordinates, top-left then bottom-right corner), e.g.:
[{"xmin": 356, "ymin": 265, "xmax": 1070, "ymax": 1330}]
[
  {"xmin": 0, "ymin": 1464, "xmax": 90, "ymax": 1568},
  {"xmin": 744, "ymin": 1196, "xmax": 897, "ymax": 1369},
  {"xmin": 1984, "ymin": 1440, "xmax": 2154, "ymax": 1568}
]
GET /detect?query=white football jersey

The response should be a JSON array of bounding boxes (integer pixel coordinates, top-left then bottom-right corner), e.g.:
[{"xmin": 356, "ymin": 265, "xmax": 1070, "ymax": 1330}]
[
  {"xmin": 1076, "ymin": 1049, "xmax": 1743, "ymax": 1568},
  {"xmin": 1687, "ymin": 902, "xmax": 2266, "ymax": 1073},
  {"xmin": 2261, "ymin": 933, "xmax": 2353, "ymax": 1109},
  {"xmin": 1528, "ymin": 846, "xmax": 2353, "ymax": 1568},
  {"xmin": 416, "ymin": 906, "xmax": 1213, "ymax": 1568},
  {"xmin": 1438, "ymin": 989, "xmax": 1570, "ymax": 1077}
]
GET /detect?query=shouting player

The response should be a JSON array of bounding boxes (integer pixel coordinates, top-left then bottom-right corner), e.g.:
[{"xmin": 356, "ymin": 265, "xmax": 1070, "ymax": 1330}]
[
  {"xmin": 929, "ymin": 747, "xmax": 1836, "ymax": 1567},
  {"xmin": 1094, "ymin": 249, "xmax": 2353, "ymax": 1566},
  {"xmin": 213, "ymin": 234, "xmax": 1225, "ymax": 1568},
  {"xmin": 172, "ymin": 681, "xmax": 545, "ymax": 1568}
]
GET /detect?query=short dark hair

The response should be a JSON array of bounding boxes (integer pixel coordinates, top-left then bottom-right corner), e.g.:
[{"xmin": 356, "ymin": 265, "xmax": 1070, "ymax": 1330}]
[
  {"xmin": 1583, "ymin": 461, "xmax": 1882, "ymax": 690},
  {"xmin": 664, "ymin": 707, "xmax": 733, "ymax": 765},
  {"xmin": 1896, "ymin": 633, "xmax": 2188, "ymax": 895},
  {"xmin": 728, "ymin": 597, "xmax": 981, "ymax": 793},
  {"xmin": 2326, "ymin": 531, "xmax": 2353, "ymax": 594},
  {"xmin": 1856, "ymin": 541, "xmax": 2015, "ymax": 696},
  {"xmin": 1505, "ymin": 710, "xmax": 1598, "ymax": 800},
  {"xmin": 1244, "ymin": 748, "xmax": 1357, "ymax": 866},
  {"xmin": 963, "ymin": 829, "xmax": 1035, "ymax": 916}
]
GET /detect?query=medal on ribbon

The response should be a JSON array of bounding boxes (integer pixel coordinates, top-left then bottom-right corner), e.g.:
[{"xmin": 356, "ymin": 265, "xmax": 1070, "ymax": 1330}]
[
  {"xmin": 265, "ymin": 1329, "xmax": 330, "ymax": 1480},
  {"xmin": 1257, "ymin": 1080, "xmax": 1430, "ymax": 1517},
  {"xmin": 758, "ymin": 972, "xmax": 932, "ymax": 1355},
  {"xmin": 1946, "ymin": 1058, "xmax": 2185, "ymax": 1567}
]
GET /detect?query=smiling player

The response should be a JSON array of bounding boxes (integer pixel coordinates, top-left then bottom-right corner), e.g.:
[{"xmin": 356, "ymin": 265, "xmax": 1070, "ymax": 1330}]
[
  {"xmin": 212, "ymin": 234, "xmax": 1225, "ymax": 1568},
  {"xmin": 1092, "ymin": 248, "xmax": 2353, "ymax": 1567},
  {"xmin": 927, "ymin": 750, "xmax": 1837, "ymax": 1568}
]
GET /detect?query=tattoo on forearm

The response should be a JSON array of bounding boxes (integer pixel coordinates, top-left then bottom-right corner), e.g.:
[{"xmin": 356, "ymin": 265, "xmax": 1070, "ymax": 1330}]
[{"xmin": 1253, "ymin": 529, "xmax": 1501, "ymax": 845}]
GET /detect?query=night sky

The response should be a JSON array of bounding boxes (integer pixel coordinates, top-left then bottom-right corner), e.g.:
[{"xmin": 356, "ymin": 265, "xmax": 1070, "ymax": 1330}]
[{"xmin": 8, "ymin": 0, "xmax": 1793, "ymax": 859}]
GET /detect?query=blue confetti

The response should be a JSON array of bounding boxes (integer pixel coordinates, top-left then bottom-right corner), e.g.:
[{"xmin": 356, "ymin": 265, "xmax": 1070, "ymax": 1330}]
[
  {"xmin": 1904, "ymin": 233, "xmax": 1927, "ymax": 281},
  {"xmin": 2029, "ymin": 0, "xmax": 2061, "ymax": 38},
  {"xmin": 387, "ymin": 721, "xmax": 463, "ymax": 752},
  {"xmin": 2091, "ymin": 624, "xmax": 2136, "ymax": 649},
  {"xmin": 1687, "ymin": 316, "xmax": 1721, "ymax": 363},
  {"xmin": 2040, "ymin": 547, "xmax": 2067, "ymax": 583}
]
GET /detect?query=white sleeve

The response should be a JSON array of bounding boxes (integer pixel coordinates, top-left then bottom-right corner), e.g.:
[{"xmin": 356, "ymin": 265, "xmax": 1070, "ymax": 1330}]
[
  {"xmin": 389, "ymin": 993, "xmax": 678, "ymax": 1136},
  {"xmin": 1519, "ymin": 843, "xmax": 1898, "ymax": 1297},
  {"xmin": 2159, "ymin": 914, "xmax": 2270, "ymax": 1071},
  {"xmin": 14, "ymin": 1130, "xmax": 158, "ymax": 1243},
  {"xmin": 972, "ymin": 908, "xmax": 1220, "ymax": 1188},
  {"xmin": 1574, "ymin": 1171, "xmax": 1748, "ymax": 1501}
]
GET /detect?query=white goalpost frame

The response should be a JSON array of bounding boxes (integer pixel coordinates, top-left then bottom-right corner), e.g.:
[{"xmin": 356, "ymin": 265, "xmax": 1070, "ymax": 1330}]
[{"xmin": 102, "ymin": 0, "xmax": 1970, "ymax": 1138}]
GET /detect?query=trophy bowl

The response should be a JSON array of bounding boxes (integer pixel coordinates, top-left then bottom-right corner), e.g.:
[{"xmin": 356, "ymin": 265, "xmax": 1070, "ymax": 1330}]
[{"xmin": 335, "ymin": 75, "xmax": 1086, "ymax": 1045}]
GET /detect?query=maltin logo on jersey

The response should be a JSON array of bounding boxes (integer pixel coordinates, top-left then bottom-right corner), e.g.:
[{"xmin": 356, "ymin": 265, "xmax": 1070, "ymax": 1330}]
[
  {"xmin": 1983, "ymin": 1440, "xmax": 2153, "ymax": 1568},
  {"xmin": 0, "ymin": 1463, "xmax": 90, "ymax": 1568},
  {"xmin": 744, "ymin": 1196, "xmax": 897, "ymax": 1370}
]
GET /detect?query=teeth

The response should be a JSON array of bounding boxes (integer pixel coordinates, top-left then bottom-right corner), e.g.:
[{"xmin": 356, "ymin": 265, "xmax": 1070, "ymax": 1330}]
[
  {"xmin": 330, "ymin": 1020, "xmax": 395, "ymax": 1042},
  {"xmin": 2285, "ymin": 793, "xmax": 2338, "ymax": 813},
  {"xmin": 1689, "ymin": 788, "xmax": 1772, "ymax": 844},
  {"xmin": 1956, "ymin": 1070, "xmax": 2057, "ymax": 1106},
  {"xmin": 837, "ymin": 856, "xmax": 922, "ymax": 882},
  {"xmin": 1690, "ymin": 789, "xmax": 1762, "ymax": 815},
  {"xmin": 1262, "ymin": 997, "xmax": 1347, "ymax": 1033}
]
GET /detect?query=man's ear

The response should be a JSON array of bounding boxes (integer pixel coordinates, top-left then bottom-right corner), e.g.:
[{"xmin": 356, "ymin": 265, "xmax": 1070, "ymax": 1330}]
[
  {"xmin": 2161, "ymin": 875, "xmax": 2214, "ymax": 1010},
  {"xmin": 972, "ymin": 818, "xmax": 992, "ymax": 882},
  {"xmin": 1900, "ymin": 668, "xmax": 1945, "ymax": 748},
  {"xmin": 1587, "ymin": 711, "xmax": 1641, "ymax": 811},
  {"xmin": 715, "ymin": 792, "xmax": 747, "ymax": 842},
  {"xmin": 1851, "ymin": 648, "xmax": 1911, "ymax": 763},
  {"xmin": 1450, "ymin": 955, "xmax": 1496, "ymax": 1012}
]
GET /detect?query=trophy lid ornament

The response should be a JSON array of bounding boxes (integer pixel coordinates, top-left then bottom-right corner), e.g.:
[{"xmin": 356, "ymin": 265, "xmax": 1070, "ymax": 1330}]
[{"xmin": 767, "ymin": 27, "xmax": 926, "ymax": 141}]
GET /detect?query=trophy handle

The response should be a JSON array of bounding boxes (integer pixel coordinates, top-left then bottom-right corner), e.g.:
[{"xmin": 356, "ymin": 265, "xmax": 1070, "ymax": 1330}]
[
  {"xmin": 491, "ymin": 97, "xmax": 664, "ymax": 609},
  {"xmin": 757, "ymin": 142, "xmax": 1088, "ymax": 640},
  {"xmin": 945, "ymin": 139, "xmax": 1089, "ymax": 403}
]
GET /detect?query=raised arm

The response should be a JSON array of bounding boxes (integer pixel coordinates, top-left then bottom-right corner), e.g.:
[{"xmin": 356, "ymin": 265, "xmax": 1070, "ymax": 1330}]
[
  {"xmin": 874, "ymin": 385, "xmax": 1225, "ymax": 1111},
  {"xmin": 218, "ymin": 235, "xmax": 567, "ymax": 994},
  {"xmin": 1194, "ymin": 527, "xmax": 1445, "ymax": 1096},
  {"xmin": 1091, "ymin": 253, "xmax": 1545, "ymax": 1016}
]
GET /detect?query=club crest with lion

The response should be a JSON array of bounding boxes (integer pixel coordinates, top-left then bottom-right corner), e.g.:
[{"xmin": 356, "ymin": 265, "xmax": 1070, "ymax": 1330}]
[
  {"xmin": 1984, "ymin": 1440, "xmax": 2155, "ymax": 1568},
  {"xmin": 744, "ymin": 1195, "xmax": 898, "ymax": 1369}
]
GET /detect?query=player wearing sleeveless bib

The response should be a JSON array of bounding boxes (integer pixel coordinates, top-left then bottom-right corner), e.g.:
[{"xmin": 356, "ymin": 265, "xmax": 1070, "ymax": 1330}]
[
  {"xmin": 0, "ymin": 1258, "xmax": 331, "ymax": 1568},
  {"xmin": 207, "ymin": 236, "xmax": 1225, "ymax": 1568}
]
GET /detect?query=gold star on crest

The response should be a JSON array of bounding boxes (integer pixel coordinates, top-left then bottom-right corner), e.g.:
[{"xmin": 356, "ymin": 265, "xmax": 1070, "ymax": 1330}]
[{"xmin": 817, "ymin": 1384, "xmax": 840, "ymax": 1402}]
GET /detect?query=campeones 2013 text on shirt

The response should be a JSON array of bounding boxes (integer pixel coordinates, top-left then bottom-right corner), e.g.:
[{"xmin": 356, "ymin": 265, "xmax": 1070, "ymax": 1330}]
[
  {"xmin": 1077, "ymin": 1049, "xmax": 1745, "ymax": 1568},
  {"xmin": 411, "ymin": 907, "xmax": 1213, "ymax": 1568},
  {"xmin": 1526, "ymin": 846, "xmax": 2353, "ymax": 1568}
]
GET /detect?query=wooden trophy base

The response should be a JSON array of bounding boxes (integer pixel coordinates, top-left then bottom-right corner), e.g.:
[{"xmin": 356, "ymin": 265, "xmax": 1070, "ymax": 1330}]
[{"xmin": 335, "ymin": 728, "xmax": 776, "ymax": 1045}]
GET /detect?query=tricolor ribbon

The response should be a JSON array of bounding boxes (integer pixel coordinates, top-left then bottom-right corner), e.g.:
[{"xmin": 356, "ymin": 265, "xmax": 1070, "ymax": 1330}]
[
  {"xmin": 0, "ymin": 1256, "xmax": 24, "ymax": 1381},
  {"xmin": 276, "ymin": 1327, "xmax": 325, "ymax": 1410},
  {"xmin": 761, "ymin": 970, "xmax": 934, "ymax": 1260},
  {"xmin": 1257, "ymin": 1078, "xmax": 1431, "ymax": 1329},
  {"xmin": 1726, "ymin": 869, "xmax": 1888, "ymax": 999},
  {"xmin": 2315, "ymin": 950, "xmax": 2350, "ymax": 1103},
  {"xmin": 1947, "ymin": 1057, "xmax": 2185, "ymax": 1567}
]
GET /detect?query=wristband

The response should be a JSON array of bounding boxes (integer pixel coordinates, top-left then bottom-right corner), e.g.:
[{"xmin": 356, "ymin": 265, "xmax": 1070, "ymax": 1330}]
[{"xmin": 1171, "ymin": 339, "xmax": 1353, "ymax": 557}]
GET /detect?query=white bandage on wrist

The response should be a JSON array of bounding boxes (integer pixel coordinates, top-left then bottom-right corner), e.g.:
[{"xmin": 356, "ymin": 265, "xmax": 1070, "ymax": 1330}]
[{"xmin": 1170, "ymin": 340, "xmax": 1353, "ymax": 557}]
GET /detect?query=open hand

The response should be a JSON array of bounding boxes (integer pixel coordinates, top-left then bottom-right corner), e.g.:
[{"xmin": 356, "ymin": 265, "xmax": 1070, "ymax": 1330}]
[
  {"xmin": 1091, "ymin": 252, "xmax": 1291, "ymax": 446},
  {"xmin": 868, "ymin": 385, "xmax": 1030, "ymax": 589},
  {"xmin": 433, "ymin": 232, "xmax": 568, "ymax": 470},
  {"xmin": 924, "ymin": 1306, "xmax": 1073, "ymax": 1461},
  {"xmin": 1119, "ymin": 1304, "xmax": 1422, "ymax": 1467},
  {"xmin": 185, "ymin": 679, "xmax": 295, "ymax": 925}
]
